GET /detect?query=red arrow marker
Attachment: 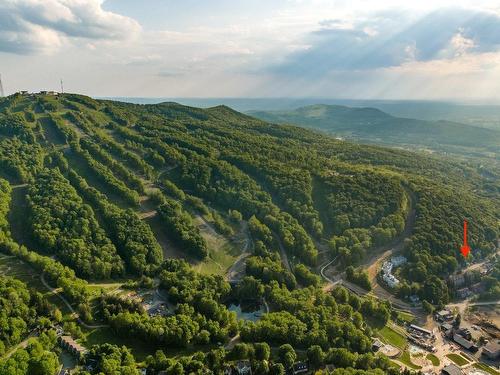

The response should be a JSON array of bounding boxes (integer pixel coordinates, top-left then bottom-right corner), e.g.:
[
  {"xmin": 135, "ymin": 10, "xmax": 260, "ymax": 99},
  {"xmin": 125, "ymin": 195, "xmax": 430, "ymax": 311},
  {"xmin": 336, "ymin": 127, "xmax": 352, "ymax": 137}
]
[{"xmin": 460, "ymin": 220, "xmax": 470, "ymax": 258}]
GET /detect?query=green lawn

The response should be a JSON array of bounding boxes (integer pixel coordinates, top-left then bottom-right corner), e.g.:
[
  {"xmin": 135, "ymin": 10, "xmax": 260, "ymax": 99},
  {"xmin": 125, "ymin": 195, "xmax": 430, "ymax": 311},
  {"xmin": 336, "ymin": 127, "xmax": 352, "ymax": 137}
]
[
  {"xmin": 446, "ymin": 353, "xmax": 469, "ymax": 366},
  {"xmin": 378, "ymin": 325, "xmax": 407, "ymax": 349},
  {"xmin": 426, "ymin": 353, "xmax": 440, "ymax": 366},
  {"xmin": 193, "ymin": 215, "xmax": 241, "ymax": 276},
  {"xmin": 399, "ymin": 351, "xmax": 422, "ymax": 370},
  {"xmin": 473, "ymin": 363, "xmax": 500, "ymax": 375},
  {"xmin": 397, "ymin": 311, "xmax": 415, "ymax": 324}
]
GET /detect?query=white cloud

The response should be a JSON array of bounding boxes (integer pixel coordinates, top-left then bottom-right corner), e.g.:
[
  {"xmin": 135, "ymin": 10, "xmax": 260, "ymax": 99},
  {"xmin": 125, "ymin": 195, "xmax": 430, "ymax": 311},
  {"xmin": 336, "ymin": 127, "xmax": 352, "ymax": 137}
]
[{"xmin": 0, "ymin": 0, "xmax": 141, "ymax": 54}]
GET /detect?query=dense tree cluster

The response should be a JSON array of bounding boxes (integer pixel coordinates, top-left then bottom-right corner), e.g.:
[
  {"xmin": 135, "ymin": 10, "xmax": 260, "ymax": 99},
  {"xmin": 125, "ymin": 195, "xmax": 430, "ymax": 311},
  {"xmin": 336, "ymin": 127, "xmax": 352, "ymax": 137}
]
[
  {"xmin": 0, "ymin": 114, "xmax": 42, "ymax": 182},
  {"xmin": 70, "ymin": 141, "xmax": 141, "ymax": 206},
  {"xmin": 396, "ymin": 183, "xmax": 498, "ymax": 304},
  {"xmin": 241, "ymin": 283, "xmax": 384, "ymax": 353},
  {"xmin": 79, "ymin": 137, "xmax": 145, "ymax": 193},
  {"xmin": 0, "ymin": 331, "xmax": 60, "ymax": 375},
  {"xmin": 0, "ymin": 93, "xmax": 497, "ymax": 374},
  {"xmin": 0, "ymin": 276, "xmax": 33, "ymax": 355},
  {"xmin": 246, "ymin": 252, "xmax": 297, "ymax": 289},
  {"xmin": 157, "ymin": 198, "xmax": 208, "ymax": 259},
  {"xmin": 67, "ymin": 169, "xmax": 163, "ymax": 275},
  {"xmin": 77, "ymin": 344, "xmax": 139, "ymax": 375},
  {"xmin": 27, "ymin": 169, "xmax": 125, "ymax": 279},
  {"xmin": 229, "ymin": 156, "xmax": 323, "ymax": 236},
  {"xmin": 346, "ymin": 266, "xmax": 372, "ymax": 291},
  {"xmin": 106, "ymin": 259, "xmax": 237, "ymax": 348}
]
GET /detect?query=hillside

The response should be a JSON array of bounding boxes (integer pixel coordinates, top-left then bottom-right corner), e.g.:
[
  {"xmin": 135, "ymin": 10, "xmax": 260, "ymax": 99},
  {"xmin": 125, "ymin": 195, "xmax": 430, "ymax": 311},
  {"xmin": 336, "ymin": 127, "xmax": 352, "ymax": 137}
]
[
  {"xmin": 0, "ymin": 92, "xmax": 498, "ymax": 372},
  {"xmin": 248, "ymin": 104, "xmax": 500, "ymax": 153}
]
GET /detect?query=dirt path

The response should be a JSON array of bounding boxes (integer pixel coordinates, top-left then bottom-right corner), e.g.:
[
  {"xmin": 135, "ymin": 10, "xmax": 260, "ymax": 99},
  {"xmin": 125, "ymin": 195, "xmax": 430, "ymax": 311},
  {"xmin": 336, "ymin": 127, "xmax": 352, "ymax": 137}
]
[
  {"xmin": 226, "ymin": 221, "xmax": 252, "ymax": 282},
  {"xmin": 272, "ymin": 230, "xmax": 292, "ymax": 272},
  {"xmin": 40, "ymin": 273, "xmax": 109, "ymax": 329},
  {"xmin": 1, "ymin": 331, "xmax": 38, "ymax": 360}
]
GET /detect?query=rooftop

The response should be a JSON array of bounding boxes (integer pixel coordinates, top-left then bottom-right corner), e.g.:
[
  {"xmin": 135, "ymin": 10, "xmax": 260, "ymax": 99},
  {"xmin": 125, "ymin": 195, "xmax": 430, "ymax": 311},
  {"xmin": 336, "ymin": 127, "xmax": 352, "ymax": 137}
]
[{"xmin": 442, "ymin": 364, "xmax": 462, "ymax": 375}]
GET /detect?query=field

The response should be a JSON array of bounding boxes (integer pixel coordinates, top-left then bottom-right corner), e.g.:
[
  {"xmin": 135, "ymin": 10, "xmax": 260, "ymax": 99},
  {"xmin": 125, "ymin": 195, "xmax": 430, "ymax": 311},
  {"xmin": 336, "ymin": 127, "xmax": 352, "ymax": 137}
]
[
  {"xmin": 397, "ymin": 311, "xmax": 415, "ymax": 324},
  {"xmin": 0, "ymin": 253, "xmax": 41, "ymax": 290},
  {"xmin": 426, "ymin": 353, "xmax": 440, "ymax": 366},
  {"xmin": 377, "ymin": 325, "xmax": 407, "ymax": 349},
  {"xmin": 399, "ymin": 350, "xmax": 422, "ymax": 370},
  {"xmin": 446, "ymin": 353, "xmax": 470, "ymax": 366},
  {"xmin": 192, "ymin": 215, "xmax": 242, "ymax": 275},
  {"xmin": 473, "ymin": 363, "xmax": 500, "ymax": 375}
]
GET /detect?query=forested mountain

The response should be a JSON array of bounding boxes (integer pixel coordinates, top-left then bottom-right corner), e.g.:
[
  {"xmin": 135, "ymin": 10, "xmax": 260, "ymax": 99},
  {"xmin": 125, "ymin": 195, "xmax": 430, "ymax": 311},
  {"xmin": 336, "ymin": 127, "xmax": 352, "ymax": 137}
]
[
  {"xmin": 0, "ymin": 92, "xmax": 498, "ymax": 374},
  {"xmin": 248, "ymin": 104, "xmax": 500, "ymax": 153}
]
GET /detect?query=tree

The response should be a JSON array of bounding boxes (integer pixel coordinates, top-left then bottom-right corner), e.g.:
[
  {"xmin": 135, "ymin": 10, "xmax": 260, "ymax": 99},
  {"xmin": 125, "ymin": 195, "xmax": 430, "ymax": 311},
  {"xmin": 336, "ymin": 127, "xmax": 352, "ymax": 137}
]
[
  {"xmin": 307, "ymin": 345, "xmax": 325, "ymax": 369},
  {"xmin": 278, "ymin": 344, "xmax": 296, "ymax": 369},
  {"xmin": 254, "ymin": 342, "xmax": 270, "ymax": 361}
]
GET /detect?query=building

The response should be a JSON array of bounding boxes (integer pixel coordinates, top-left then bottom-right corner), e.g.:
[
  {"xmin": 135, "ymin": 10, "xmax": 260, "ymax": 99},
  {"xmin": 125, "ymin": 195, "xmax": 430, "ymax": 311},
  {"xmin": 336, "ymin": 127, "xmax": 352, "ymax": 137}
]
[
  {"xmin": 391, "ymin": 256, "xmax": 407, "ymax": 267},
  {"xmin": 435, "ymin": 310, "xmax": 453, "ymax": 322},
  {"xmin": 452, "ymin": 333, "xmax": 478, "ymax": 352},
  {"xmin": 372, "ymin": 338, "xmax": 384, "ymax": 352},
  {"xmin": 482, "ymin": 339, "xmax": 500, "ymax": 360},
  {"xmin": 457, "ymin": 328, "xmax": 471, "ymax": 340},
  {"xmin": 292, "ymin": 362, "xmax": 308, "ymax": 374},
  {"xmin": 440, "ymin": 323, "xmax": 453, "ymax": 332},
  {"xmin": 59, "ymin": 336, "xmax": 87, "ymax": 359},
  {"xmin": 441, "ymin": 364, "xmax": 462, "ymax": 375},
  {"xmin": 410, "ymin": 324, "xmax": 433, "ymax": 337},
  {"xmin": 383, "ymin": 273, "xmax": 400, "ymax": 288},
  {"xmin": 235, "ymin": 360, "xmax": 252, "ymax": 375}
]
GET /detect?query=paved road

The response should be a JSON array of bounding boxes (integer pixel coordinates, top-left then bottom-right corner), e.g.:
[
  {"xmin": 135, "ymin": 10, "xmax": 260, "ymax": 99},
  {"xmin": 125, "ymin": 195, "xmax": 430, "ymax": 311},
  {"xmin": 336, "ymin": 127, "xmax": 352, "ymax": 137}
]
[{"xmin": 319, "ymin": 188, "xmax": 421, "ymax": 313}]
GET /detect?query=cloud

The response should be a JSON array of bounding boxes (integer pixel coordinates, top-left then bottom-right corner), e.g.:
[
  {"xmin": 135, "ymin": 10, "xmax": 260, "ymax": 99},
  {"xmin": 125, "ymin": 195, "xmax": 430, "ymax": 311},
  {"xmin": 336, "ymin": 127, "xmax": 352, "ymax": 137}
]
[
  {"xmin": 271, "ymin": 7, "xmax": 500, "ymax": 76},
  {"xmin": 0, "ymin": 0, "xmax": 141, "ymax": 54}
]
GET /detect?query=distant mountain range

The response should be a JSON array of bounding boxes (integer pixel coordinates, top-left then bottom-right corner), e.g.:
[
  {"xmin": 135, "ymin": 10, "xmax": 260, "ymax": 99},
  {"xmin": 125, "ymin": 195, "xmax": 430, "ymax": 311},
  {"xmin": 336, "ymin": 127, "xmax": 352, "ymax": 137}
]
[{"xmin": 247, "ymin": 104, "xmax": 500, "ymax": 153}]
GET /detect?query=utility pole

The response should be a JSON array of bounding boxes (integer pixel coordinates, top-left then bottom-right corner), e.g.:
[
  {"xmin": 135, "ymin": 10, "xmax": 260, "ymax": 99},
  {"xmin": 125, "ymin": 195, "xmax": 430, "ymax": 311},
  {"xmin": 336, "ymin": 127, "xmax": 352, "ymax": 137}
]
[
  {"xmin": 60, "ymin": 79, "xmax": 64, "ymax": 94},
  {"xmin": 0, "ymin": 74, "xmax": 4, "ymax": 97}
]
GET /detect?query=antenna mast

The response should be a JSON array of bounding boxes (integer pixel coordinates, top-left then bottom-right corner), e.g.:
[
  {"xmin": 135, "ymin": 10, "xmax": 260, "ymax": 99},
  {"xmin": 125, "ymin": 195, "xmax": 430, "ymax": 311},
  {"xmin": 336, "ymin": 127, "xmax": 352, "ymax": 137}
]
[
  {"xmin": 60, "ymin": 79, "xmax": 64, "ymax": 94},
  {"xmin": 0, "ymin": 74, "xmax": 4, "ymax": 97}
]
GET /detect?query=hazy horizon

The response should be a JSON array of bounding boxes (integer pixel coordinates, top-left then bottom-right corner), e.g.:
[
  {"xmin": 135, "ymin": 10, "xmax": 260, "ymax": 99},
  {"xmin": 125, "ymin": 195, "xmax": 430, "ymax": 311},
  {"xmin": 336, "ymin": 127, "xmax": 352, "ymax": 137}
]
[{"xmin": 2, "ymin": 0, "xmax": 500, "ymax": 100}]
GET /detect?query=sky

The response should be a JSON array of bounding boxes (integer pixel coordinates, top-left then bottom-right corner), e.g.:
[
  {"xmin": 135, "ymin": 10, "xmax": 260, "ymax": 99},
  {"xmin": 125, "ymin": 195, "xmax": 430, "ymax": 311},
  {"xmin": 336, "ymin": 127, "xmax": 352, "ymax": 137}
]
[{"xmin": 1, "ymin": 0, "xmax": 500, "ymax": 101}]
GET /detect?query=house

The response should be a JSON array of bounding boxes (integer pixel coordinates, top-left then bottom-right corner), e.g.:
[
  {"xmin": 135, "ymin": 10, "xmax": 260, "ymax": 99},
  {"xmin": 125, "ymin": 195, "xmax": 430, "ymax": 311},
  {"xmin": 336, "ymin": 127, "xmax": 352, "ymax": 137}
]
[
  {"xmin": 453, "ymin": 333, "xmax": 478, "ymax": 352},
  {"xmin": 292, "ymin": 362, "xmax": 308, "ymax": 374},
  {"xmin": 58, "ymin": 336, "xmax": 87, "ymax": 359},
  {"xmin": 441, "ymin": 364, "xmax": 462, "ymax": 375},
  {"xmin": 457, "ymin": 328, "xmax": 472, "ymax": 340},
  {"xmin": 410, "ymin": 324, "xmax": 432, "ymax": 337},
  {"xmin": 435, "ymin": 310, "xmax": 453, "ymax": 322},
  {"xmin": 409, "ymin": 295, "xmax": 420, "ymax": 304},
  {"xmin": 482, "ymin": 339, "xmax": 500, "ymax": 360},
  {"xmin": 383, "ymin": 273, "xmax": 400, "ymax": 288},
  {"xmin": 440, "ymin": 323, "xmax": 453, "ymax": 332},
  {"xmin": 372, "ymin": 338, "xmax": 384, "ymax": 352},
  {"xmin": 236, "ymin": 360, "xmax": 252, "ymax": 375},
  {"xmin": 391, "ymin": 256, "xmax": 407, "ymax": 267}
]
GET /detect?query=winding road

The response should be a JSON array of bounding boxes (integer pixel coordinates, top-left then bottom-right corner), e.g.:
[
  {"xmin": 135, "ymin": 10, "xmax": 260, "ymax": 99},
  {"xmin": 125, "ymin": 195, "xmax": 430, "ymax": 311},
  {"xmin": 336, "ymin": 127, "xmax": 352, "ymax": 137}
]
[{"xmin": 319, "ymin": 188, "xmax": 421, "ymax": 313}]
